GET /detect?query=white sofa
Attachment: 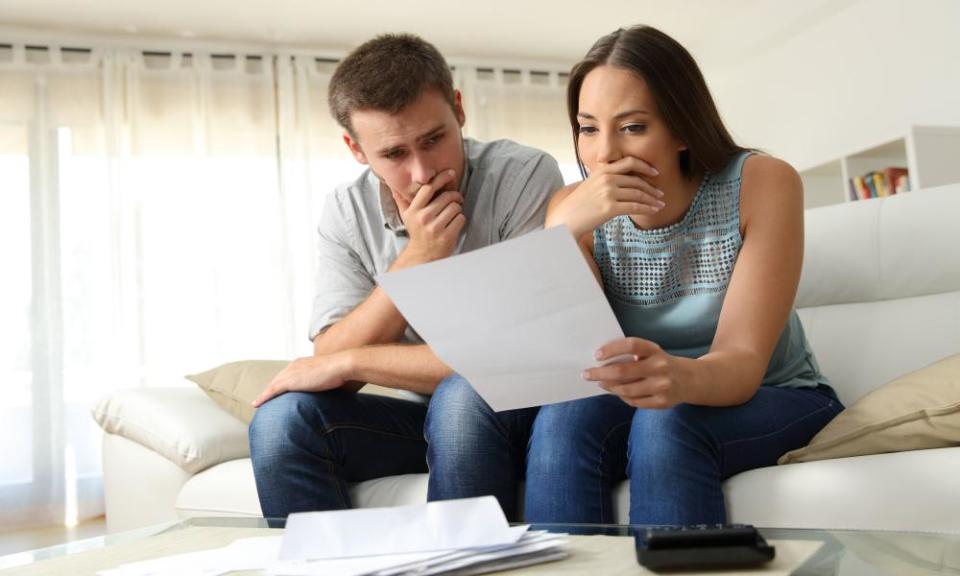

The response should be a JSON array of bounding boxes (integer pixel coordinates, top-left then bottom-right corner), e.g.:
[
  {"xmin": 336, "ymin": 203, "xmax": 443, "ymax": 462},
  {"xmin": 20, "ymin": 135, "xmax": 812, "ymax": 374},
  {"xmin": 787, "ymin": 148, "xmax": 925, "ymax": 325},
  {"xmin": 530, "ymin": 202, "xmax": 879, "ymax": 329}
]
[{"xmin": 94, "ymin": 183, "xmax": 960, "ymax": 534}]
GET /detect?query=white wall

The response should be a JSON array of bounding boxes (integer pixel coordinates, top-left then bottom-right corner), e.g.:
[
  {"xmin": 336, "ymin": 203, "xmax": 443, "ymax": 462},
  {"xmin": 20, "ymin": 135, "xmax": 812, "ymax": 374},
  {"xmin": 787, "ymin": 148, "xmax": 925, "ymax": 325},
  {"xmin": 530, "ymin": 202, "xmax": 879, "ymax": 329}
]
[{"xmin": 707, "ymin": 0, "xmax": 960, "ymax": 171}]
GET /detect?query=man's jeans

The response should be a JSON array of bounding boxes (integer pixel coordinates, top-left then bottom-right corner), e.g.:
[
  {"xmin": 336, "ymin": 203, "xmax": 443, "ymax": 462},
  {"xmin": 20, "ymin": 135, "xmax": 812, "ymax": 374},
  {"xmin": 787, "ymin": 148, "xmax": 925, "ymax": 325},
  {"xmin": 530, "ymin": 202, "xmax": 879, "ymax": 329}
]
[
  {"xmin": 248, "ymin": 390, "xmax": 428, "ymax": 518},
  {"xmin": 425, "ymin": 374, "xmax": 843, "ymax": 525}
]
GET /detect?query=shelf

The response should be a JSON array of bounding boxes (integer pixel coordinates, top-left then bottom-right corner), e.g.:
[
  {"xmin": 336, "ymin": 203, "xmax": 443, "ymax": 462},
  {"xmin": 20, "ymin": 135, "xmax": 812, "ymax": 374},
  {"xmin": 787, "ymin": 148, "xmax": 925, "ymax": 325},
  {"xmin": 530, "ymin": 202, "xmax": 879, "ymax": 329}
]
[{"xmin": 799, "ymin": 125, "xmax": 960, "ymax": 208}]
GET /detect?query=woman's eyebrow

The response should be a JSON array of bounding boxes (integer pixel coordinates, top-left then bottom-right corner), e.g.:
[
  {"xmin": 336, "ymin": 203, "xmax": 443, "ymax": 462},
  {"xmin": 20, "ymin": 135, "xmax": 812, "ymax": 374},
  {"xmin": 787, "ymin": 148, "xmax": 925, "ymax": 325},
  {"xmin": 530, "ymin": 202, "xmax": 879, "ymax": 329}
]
[{"xmin": 577, "ymin": 109, "xmax": 650, "ymax": 120}]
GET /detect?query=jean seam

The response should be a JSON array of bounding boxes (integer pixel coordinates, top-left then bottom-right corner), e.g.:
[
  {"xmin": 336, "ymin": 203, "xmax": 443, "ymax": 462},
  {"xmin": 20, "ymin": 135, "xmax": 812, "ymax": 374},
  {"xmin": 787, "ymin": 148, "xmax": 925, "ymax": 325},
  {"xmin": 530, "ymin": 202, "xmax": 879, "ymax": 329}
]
[
  {"xmin": 597, "ymin": 420, "xmax": 631, "ymax": 524},
  {"xmin": 325, "ymin": 458, "xmax": 351, "ymax": 509},
  {"xmin": 718, "ymin": 400, "xmax": 838, "ymax": 449},
  {"xmin": 321, "ymin": 422, "xmax": 425, "ymax": 443}
]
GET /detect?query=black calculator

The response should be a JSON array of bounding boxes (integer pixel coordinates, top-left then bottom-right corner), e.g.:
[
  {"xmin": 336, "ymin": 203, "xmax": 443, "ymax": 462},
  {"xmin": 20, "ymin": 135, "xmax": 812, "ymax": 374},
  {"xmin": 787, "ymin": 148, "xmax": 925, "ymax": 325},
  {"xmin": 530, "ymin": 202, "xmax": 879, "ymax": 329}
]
[{"xmin": 635, "ymin": 523, "xmax": 775, "ymax": 571}]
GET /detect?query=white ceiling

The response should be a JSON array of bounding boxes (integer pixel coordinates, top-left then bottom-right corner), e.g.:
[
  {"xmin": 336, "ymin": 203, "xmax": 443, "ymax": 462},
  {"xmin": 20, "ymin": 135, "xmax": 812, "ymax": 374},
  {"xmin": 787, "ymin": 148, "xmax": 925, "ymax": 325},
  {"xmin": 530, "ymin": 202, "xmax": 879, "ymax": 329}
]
[{"xmin": 0, "ymin": 0, "xmax": 849, "ymax": 70}]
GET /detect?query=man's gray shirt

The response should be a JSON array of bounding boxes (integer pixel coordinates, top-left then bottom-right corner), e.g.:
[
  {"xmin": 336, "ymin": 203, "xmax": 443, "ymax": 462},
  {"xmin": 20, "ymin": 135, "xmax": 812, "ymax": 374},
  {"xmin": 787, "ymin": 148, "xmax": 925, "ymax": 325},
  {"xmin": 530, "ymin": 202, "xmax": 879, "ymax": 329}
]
[{"xmin": 309, "ymin": 138, "xmax": 564, "ymax": 342}]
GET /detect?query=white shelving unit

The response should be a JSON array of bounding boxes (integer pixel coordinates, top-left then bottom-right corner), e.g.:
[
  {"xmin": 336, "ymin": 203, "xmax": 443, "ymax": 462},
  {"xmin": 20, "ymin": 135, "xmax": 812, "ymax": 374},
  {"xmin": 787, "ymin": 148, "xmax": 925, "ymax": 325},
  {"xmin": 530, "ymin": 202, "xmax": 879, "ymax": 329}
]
[{"xmin": 799, "ymin": 125, "xmax": 960, "ymax": 208}]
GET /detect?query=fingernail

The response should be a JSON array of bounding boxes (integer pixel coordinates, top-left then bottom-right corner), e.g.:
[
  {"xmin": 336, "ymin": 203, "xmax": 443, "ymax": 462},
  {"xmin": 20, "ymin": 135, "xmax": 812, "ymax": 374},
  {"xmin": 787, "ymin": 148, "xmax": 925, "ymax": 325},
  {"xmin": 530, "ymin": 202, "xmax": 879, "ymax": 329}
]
[
  {"xmin": 447, "ymin": 169, "xmax": 456, "ymax": 176},
  {"xmin": 581, "ymin": 370, "xmax": 591, "ymax": 380},
  {"xmin": 652, "ymin": 167, "xmax": 660, "ymax": 176},
  {"xmin": 594, "ymin": 350, "xmax": 603, "ymax": 360},
  {"xmin": 655, "ymin": 189, "xmax": 665, "ymax": 197},
  {"xmin": 657, "ymin": 200, "xmax": 666, "ymax": 208}
]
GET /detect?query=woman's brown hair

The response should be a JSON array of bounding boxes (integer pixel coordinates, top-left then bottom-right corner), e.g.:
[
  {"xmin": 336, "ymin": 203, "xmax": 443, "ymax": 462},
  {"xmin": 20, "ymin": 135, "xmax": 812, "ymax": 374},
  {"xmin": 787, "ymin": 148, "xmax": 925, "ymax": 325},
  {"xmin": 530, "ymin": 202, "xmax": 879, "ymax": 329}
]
[{"xmin": 567, "ymin": 26, "xmax": 745, "ymax": 179}]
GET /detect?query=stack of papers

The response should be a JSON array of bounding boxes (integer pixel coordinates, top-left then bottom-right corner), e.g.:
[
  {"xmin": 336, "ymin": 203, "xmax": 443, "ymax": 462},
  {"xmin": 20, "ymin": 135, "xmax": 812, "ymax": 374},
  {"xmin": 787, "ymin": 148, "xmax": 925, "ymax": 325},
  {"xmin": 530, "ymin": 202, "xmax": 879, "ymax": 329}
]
[
  {"xmin": 98, "ymin": 497, "xmax": 568, "ymax": 576},
  {"xmin": 274, "ymin": 530, "xmax": 568, "ymax": 576}
]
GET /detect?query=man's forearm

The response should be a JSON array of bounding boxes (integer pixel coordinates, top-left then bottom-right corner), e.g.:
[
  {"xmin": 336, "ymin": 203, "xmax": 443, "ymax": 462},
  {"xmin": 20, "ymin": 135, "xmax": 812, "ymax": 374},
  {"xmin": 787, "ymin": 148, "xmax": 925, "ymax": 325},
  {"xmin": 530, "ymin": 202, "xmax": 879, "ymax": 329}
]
[
  {"xmin": 314, "ymin": 287, "xmax": 408, "ymax": 355},
  {"xmin": 343, "ymin": 344, "xmax": 453, "ymax": 395},
  {"xmin": 314, "ymin": 247, "xmax": 442, "ymax": 356}
]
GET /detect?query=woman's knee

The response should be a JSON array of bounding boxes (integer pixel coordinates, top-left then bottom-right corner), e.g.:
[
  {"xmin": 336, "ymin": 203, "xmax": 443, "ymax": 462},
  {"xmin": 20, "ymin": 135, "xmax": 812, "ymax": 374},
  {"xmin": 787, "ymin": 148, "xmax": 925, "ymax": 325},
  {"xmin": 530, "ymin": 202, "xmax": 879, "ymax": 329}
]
[
  {"xmin": 628, "ymin": 405, "xmax": 714, "ymax": 462},
  {"xmin": 528, "ymin": 396, "xmax": 631, "ymax": 475}
]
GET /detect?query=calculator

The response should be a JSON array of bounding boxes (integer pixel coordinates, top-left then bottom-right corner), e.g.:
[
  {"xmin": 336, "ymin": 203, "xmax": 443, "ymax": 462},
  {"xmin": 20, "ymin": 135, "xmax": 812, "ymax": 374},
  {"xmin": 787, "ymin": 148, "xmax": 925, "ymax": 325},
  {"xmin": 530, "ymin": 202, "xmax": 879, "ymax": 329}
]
[{"xmin": 634, "ymin": 523, "xmax": 775, "ymax": 570}]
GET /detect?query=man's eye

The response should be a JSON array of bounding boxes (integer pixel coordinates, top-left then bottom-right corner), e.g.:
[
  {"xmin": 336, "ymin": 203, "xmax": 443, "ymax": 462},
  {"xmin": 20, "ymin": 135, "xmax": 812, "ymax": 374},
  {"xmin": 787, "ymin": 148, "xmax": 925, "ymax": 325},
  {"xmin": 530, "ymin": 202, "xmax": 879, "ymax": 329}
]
[{"xmin": 384, "ymin": 150, "xmax": 405, "ymax": 160}]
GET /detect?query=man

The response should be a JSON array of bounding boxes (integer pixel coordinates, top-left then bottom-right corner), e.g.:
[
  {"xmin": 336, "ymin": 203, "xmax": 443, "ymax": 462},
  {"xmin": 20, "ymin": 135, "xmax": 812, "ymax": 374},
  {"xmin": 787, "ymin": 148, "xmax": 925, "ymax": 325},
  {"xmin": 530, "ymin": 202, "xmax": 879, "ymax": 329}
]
[{"xmin": 248, "ymin": 33, "xmax": 564, "ymax": 517}]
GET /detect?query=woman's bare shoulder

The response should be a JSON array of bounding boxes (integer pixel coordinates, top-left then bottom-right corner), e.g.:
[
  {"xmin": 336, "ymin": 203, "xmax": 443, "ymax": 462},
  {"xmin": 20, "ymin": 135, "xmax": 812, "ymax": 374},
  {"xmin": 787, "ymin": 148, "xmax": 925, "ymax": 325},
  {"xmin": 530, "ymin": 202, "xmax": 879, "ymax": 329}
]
[{"xmin": 739, "ymin": 153, "xmax": 803, "ymax": 227}]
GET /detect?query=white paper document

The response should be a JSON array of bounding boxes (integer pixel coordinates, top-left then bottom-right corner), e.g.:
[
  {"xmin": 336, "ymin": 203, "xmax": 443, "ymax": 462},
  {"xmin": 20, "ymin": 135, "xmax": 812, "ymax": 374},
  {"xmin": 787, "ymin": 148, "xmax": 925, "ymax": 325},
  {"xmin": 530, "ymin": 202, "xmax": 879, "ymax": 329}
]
[
  {"xmin": 271, "ymin": 532, "xmax": 568, "ymax": 576},
  {"xmin": 279, "ymin": 496, "xmax": 525, "ymax": 561},
  {"xmin": 377, "ymin": 226, "xmax": 624, "ymax": 411},
  {"xmin": 97, "ymin": 535, "xmax": 282, "ymax": 576},
  {"xmin": 97, "ymin": 497, "xmax": 566, "ymax": 576}
]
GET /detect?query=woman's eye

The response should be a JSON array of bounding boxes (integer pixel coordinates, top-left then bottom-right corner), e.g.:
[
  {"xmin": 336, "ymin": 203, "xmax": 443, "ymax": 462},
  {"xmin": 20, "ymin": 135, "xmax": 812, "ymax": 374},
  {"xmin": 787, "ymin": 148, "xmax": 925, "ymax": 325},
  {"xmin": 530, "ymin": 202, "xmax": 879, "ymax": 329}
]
[
  {"xmin": 623, "ymin": 124, "xmax": 647, "ymax": 133},
  {"xmin": 578, "ymin": 125, "xmax": 597, "ymax": 135}
]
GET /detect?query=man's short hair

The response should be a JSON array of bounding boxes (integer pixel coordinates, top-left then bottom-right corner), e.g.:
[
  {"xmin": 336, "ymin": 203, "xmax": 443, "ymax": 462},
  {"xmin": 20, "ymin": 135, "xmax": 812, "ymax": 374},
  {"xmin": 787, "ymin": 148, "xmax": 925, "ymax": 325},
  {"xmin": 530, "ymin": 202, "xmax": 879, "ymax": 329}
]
[{"xmin": 329, "ymin": 34, "xmax": 456, "ymax": 136}]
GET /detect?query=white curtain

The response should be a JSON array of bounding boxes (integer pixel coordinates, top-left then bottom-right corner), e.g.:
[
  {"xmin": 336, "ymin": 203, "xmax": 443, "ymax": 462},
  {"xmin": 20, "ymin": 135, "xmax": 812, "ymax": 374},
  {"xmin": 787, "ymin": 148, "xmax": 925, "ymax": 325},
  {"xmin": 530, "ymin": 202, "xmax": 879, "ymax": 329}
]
[{"xmin": 0, "ymin": 40, "xmax": 573, "ymax": 530}]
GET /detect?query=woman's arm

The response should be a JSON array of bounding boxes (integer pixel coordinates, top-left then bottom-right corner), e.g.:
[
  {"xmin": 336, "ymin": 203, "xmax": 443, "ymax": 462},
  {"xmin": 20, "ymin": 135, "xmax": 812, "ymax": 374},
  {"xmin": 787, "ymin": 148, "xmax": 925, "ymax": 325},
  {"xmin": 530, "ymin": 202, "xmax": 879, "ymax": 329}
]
[
  {"xmin": 546, "ymin": 184, "xmax": 602, "ymax": 284},
  {"xmin": 678, "ymin": 154, "xmax": 805, "ymax": 405},
  {"xmin": 584, "ymin": 154, "xmax": 805, "ymax": 408}
]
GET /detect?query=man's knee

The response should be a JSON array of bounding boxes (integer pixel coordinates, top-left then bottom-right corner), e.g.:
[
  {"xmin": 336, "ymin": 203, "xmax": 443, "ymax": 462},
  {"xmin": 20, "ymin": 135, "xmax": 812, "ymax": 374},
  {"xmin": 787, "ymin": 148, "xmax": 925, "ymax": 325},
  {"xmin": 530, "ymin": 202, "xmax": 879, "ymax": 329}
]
[
  {"xmin": 249, "ymin": 391, "xmax": 345, "ymax": 462},
  {"xmin": 425, "ymin": 374, "xmax": 504, "ymax": 464},
  {"xmin": 424, "ymin": 374, "xmax": 490, "ymax": 436}
]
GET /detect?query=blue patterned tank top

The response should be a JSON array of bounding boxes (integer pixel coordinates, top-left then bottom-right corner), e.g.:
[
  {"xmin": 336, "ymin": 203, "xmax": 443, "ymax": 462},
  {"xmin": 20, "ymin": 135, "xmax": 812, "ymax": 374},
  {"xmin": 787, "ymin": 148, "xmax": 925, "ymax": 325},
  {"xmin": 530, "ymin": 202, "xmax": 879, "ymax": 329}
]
[{"xmin": 593, "ymin": 151, "xmax": 827, "ymax": 389}]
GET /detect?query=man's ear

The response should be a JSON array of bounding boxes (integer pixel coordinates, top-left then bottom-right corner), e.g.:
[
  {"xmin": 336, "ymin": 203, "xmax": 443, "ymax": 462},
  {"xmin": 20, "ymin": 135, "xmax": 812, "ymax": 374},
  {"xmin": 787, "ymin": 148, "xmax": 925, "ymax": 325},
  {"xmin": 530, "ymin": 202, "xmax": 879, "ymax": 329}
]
[
  {"xmin": 343, "ymin": 132, "xmax": 368, "ymax": 165},
  {"xmin": 453, "ymin": 89, "xmax": 466, "ymax": 128}
]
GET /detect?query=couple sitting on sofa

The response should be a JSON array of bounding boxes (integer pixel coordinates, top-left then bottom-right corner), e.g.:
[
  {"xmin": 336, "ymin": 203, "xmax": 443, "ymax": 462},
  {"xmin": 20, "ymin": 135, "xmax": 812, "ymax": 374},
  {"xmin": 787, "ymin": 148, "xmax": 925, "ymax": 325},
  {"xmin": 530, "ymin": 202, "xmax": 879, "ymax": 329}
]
[{"xmin": 247, "ymin": 27, "xmax": 844, "ymax": 526}]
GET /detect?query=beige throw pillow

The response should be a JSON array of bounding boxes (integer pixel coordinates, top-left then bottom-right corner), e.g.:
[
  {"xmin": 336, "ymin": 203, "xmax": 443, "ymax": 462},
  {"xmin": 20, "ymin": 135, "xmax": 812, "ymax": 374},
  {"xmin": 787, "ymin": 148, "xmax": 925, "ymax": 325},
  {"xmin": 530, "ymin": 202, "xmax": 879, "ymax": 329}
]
[
  {"xmin": 187, "ymin": 359, "xmax": 407, "ymax": 423},
  {"xmin": 778, "ymin": 354, "xmax": 960, "ymax": 464},
  {"xmin": 187, "ymin": 360, "xmax": 289, "ymax": 424}
]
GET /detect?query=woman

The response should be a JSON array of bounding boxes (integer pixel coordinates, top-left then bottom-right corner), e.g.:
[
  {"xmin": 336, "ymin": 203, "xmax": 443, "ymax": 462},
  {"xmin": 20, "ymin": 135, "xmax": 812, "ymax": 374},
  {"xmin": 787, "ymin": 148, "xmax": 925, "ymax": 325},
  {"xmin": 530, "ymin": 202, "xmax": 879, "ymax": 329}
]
[
  {"xmin": 524, "ymin": 25, "xmax": 843, "ymax": 525},
  {"xmin": 424, "ymin": 25, "xmax": 842, "ymax": 526}
]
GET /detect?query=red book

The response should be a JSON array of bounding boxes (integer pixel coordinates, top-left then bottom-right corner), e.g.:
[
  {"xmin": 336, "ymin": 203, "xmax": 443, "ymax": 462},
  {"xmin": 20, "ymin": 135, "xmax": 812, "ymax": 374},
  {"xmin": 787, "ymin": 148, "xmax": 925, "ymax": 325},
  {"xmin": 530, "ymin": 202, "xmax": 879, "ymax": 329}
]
[{"xmin": 883, "ymin": 167, "xmax": 909, "ymax": 195}]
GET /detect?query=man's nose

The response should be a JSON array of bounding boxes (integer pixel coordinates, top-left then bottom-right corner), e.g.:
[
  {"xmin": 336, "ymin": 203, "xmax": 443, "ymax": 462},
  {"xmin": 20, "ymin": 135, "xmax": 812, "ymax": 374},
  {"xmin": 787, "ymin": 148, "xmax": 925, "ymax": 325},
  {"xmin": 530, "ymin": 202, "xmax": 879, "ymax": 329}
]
[{"xmin": 411, "ymin": 154, "xmax": 437, "ymax": 186}]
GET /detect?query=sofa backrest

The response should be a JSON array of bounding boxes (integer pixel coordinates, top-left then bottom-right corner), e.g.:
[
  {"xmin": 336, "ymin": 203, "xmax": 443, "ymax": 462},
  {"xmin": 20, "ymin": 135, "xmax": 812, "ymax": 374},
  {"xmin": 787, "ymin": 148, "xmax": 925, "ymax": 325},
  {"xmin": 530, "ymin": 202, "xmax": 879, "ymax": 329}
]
[{"xmin": 796, "ymin": 183, "xmax": 960, "ymax": 405}]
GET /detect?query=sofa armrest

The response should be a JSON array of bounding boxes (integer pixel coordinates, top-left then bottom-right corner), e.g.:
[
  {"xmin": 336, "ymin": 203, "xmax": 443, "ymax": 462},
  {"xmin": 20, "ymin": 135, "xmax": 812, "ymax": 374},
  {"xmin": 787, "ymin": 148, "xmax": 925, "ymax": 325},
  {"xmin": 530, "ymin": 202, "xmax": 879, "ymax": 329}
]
[{"xmin": 92, "ymin": 387, "xmax": 250, "ymax": 474}]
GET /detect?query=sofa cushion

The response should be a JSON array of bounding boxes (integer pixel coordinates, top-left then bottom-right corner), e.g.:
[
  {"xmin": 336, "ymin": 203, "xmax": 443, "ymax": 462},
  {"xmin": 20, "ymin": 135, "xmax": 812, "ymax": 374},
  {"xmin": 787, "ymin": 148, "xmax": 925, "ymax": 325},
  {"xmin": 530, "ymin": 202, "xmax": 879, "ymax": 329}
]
[
  {"xmin": 186, "ymin": 359, "xmax": 410, "ymax": 425},
  {"xmin": 176, "ymin": 459, "xmax": 263, "ymax": 518},
  {"xmin": 93, "ymin": 387, "xmax": 250, "ymax": 474},
  {"xmin": 175, "ymin": 458, "xmax": 429, "ymax": 519},
  {"xmin": 728, "ymin": 447, "xmax": 960, "ymax": 532},
  {"xmin": 174, "ymin": 448, "xmax": 960, "ymax": 533},
  {"xmin": 779, "ymin": 354, "xmax": 960, "ymax": 464}
]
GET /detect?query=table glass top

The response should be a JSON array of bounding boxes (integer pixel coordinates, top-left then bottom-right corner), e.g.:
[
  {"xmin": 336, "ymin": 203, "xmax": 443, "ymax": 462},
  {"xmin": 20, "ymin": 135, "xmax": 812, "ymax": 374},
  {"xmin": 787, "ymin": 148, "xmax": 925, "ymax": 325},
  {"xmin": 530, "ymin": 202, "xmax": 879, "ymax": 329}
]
[{"xmin": 1, "ymin": 517, "xmax": 958, "ymax": 575}]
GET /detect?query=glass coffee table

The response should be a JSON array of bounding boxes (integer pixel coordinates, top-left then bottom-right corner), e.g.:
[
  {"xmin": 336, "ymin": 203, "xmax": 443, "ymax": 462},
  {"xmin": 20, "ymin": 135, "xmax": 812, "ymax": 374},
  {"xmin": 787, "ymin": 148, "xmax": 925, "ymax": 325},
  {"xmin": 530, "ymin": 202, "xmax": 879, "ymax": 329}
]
[{"xmin": 1, "ymin": 517, "xmax": 958, "ymax": 575}]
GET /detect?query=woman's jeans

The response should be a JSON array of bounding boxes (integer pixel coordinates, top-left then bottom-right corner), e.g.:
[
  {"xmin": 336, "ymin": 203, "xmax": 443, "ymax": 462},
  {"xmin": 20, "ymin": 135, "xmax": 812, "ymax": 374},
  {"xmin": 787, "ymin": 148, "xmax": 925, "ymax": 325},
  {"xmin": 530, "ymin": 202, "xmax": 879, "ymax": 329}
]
[{"xmin": 425, "ymin": 374, "xmax": 843, "ymax": 525}]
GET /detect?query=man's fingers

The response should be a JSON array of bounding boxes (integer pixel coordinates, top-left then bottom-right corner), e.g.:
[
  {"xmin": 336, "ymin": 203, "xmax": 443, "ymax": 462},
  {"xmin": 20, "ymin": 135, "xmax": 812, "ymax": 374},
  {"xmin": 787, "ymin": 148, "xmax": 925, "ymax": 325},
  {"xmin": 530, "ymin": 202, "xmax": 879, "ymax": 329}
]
[
  {"xmin": 409, "ymin": 169, "xmax": 457, "ymax": 210},
  {"xmin": 418, "ymin": 190, "xmax": 464, "ymax": 222},
  {"xmin": 432, "ymin": 199, "xmax": 464, "ymax": 230},
  {"xmin": 251, "ymin": 384, "xmax": 281, "ymax": 407}
]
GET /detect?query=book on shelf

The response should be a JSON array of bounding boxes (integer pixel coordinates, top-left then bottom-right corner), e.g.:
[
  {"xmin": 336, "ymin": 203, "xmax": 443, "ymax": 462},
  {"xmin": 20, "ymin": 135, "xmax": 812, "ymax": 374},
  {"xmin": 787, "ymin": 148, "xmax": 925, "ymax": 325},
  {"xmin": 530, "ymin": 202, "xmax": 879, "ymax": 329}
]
[{"xmin": 848, "ymin": 167, "xmax": 909, "ymax": 200}]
